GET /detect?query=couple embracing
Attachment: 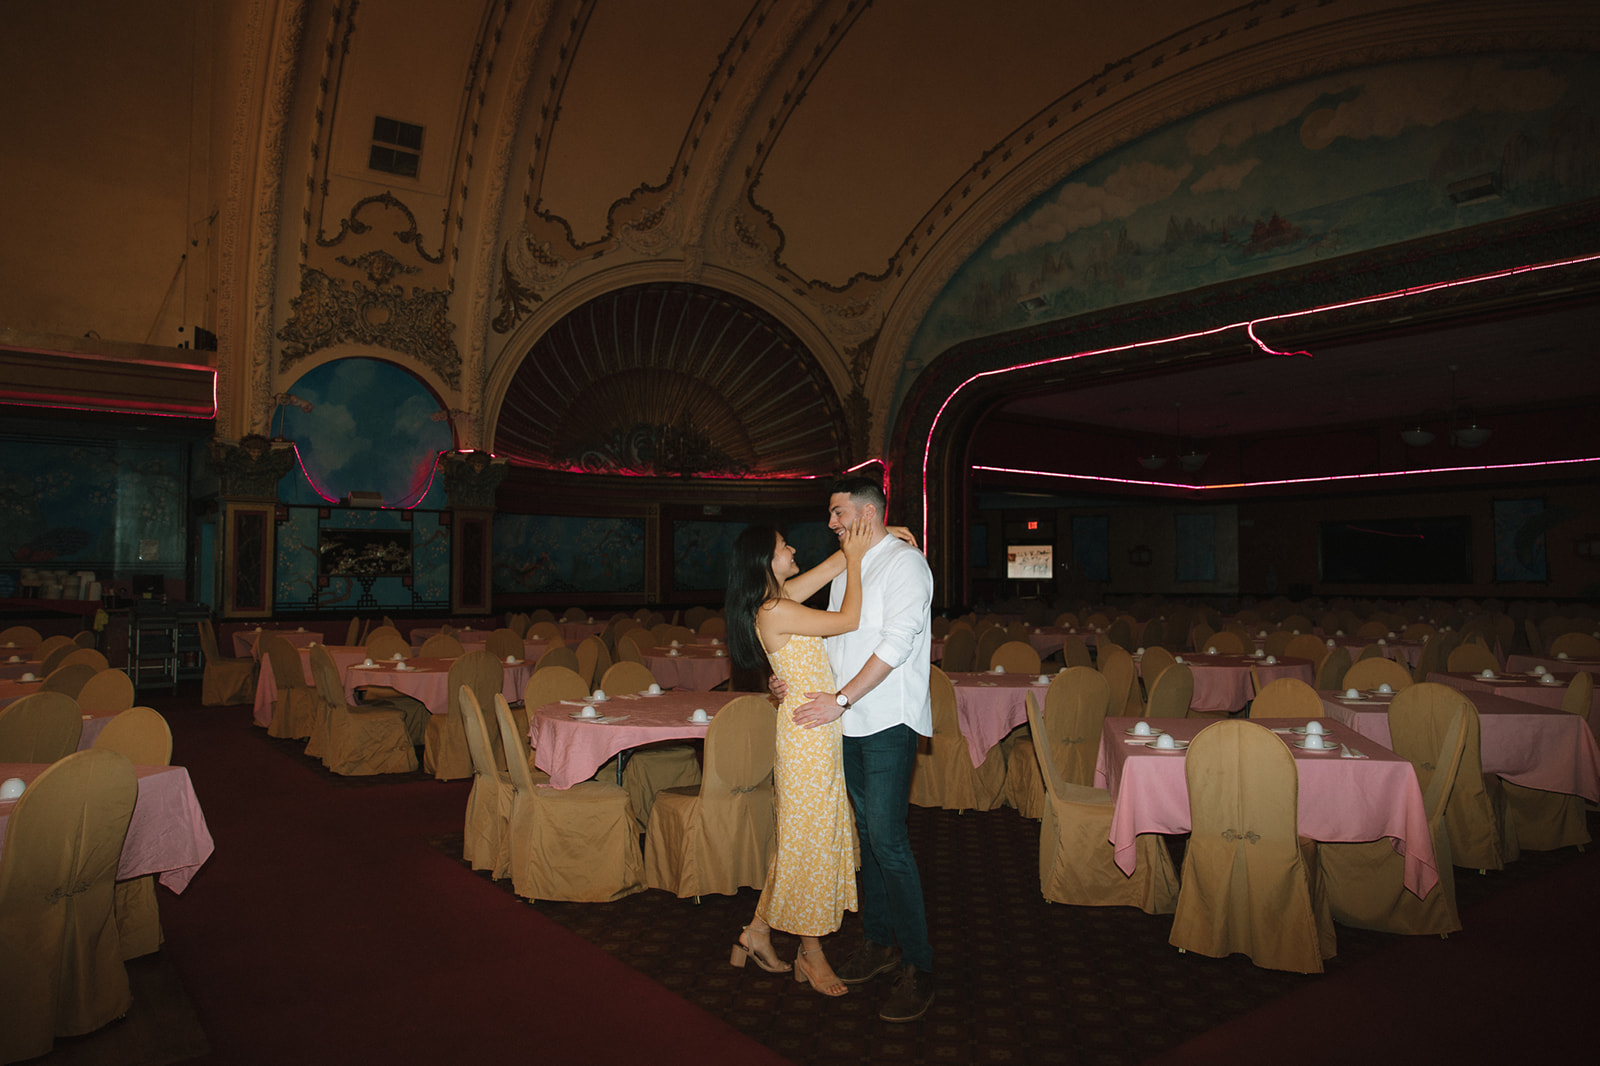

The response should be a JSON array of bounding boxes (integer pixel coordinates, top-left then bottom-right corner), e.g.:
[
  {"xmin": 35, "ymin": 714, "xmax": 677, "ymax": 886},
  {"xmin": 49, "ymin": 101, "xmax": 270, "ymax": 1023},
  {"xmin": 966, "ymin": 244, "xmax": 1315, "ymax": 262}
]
[{"xmin": 724, "ymin": 477, "xmax": 935, "ymax": 1024}]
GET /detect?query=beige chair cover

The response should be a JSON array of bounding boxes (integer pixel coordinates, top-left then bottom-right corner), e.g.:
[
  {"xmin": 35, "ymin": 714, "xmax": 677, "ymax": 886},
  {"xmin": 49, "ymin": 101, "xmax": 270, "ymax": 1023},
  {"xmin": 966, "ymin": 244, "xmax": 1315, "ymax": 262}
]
[
  {"xmin": 1262, "ymin": 630, "xmax": 1295, "ymax": 658},
  {"xmin": 939, "ymin": 627, "xmax": 976, "ymax": 672},
  {"xmin": 39, "ymin": 663, "xmax": 96, "ymax": 698},
  {"xmin": 1105, "ymin": 618, "xmax": 1135, "ymax": 652},
  {"xmin": 1203, "ymin": 630, "xmax": 1247, "ymax": 654},
  {"xmin": 574, "ymin": 635, "xmax": 611, "ymax": 689},
  {"xmin": 484, "ymin": 627, "xmax": 524, "ymax": 661},
  {"xmin": 909, "ymin": 666, "xmax": 1005, "ymax": 811},
  {"xmin": 1410, "ymin": 631, "xmax": 1456, "ymax": 683},
  {"xmin": 38, "ymin": 641, "xmax": 77, "ymax": 675},
  {"xmin": 1569, "ymin": 669, "xmax": 1596, "ymax": 739},
  {"xmin": 1446, "ymin": 643, "xmax": 1500, "ymax": 674},
  {"xmin": 199, "ymin": 619, "xmax": 257, "ymax": 706},
  {"xmin": 974, "ymin": 626, "xmax": 1008, "ymax": 674},
  {"xmin": 90, "ymin": 707, "xmax": 173, "ymax": 958},
  {"xmin": 1139, "ymin": 647, "xmax": 1177, "ymax": 694},
  {"xmin": 58, "ymin": 648, "xmax": 109, "ymax": 672},
  {"xmin": 1098, "ymin": 644, "xmax": 1141, "ymax": 717},
  {"xmin": 1140, "ymin": 618, "xmax": 1167, "ymax": 650},
  {"xmin": 0, "ymin": 749, "xmax": 138, "ymax": 1062},
  {"xmin": 1169, "ymin": 720, "xmax": 1335, "ymax": 973},
  {"xmin": 1004, "ymin": 668, "xmax": 1111, "ymax": 819},
  {"xmin": 1026, "ymin": 694, "xmax": 1178, "ymax": 913},
  {"xmin": 535, "ymin": 645, "xmax": 581, "ymax": 675},
  {"xmin": 0, "ymin": 691, "xmax": 83, "ymax": 762},
  {"xmin": 342, "ymin": 617, "xmax": 362, "ymax": 645},
  {"xmin": 614, "ymin": 631, "xmax": 649, "ymax": 664},
  {"xmin": 697, "ymin": 616, "xmax": 726, "ymax": 637},
  {"xmin": 1549, "ymin": 631, "xmax": 1600, "ymax": 658},
  {"xmin": 419, "ymin": 633, "xmax": 465, "ymax": 658},
  {"xmin": 1355, "ymin": 620, "xmax": 1388, "ymax": 639},
  {"xmin": 0, "ymin": 625, "xmax": 41, "ymax": 648},
  {"xmin": 1400, "ymin": 622, "xmax": 1437, "ymax": 642},
  {"xmin": 308, "ymin": 644, "xmax": 418, "ymax": 775},
  {"xmin": 644, "ymin": 694, "xmax": 778, "ymax": 898},
  {"xmin": 423, "ymin": 651, "xmax": 503, "ymax": 781},
  {"xmin": 1385, "ymin": 683, "xmax": 1510, "ymax": 870},
  {"xmin": 595, "ymin": 661, "xmax": 699, "ymax": 828},
  {"xmin": 76, "ymin": 669, "xmax": 135, "ymax": 715},
  {"xmin": 1498, "ymin": 670, "xmax": 1593, "ymax": 851},
  {"xmin": 1189, "ymin": 623, "xmax": 1214, "ymax": 653},
  {"xmin": 1284, "ymin": 633, "xmax": 1327, "ymax": 668},
  {"xmin": 262, "ymin": 634, "xmax": 320, "ymax": 740},
  {"xmin": 1248, "ymin": 677, "xmax": 1324, "ymax": 718},
  {"xmin": 1341, "ymin": 656, "xmax": 1415, "ymax": 692},
  {"xmin": 1315, "ymin": 644, "xmax": 1352, "ymax": 689},
  {"xmin": 1318, "ymin": 701, "xmax": 1468, "ymax": 935},
  {"xmin": 990, "ymin": 640, "xmax": 1042, "ymax": 674},
  {"xmin": 491, "ymin": 695, "xmax": 643, "ymax": 902},
  {"xmin": 510, "ymin": 665, "xmax": 590, "ymax": 771},
  {"xmin": 458, "ymin": 687, "xmax": 515, "ymax": 879},
  {"xmin": 1059, "ymin": 633, "xmax": 1093, "ymax": 669},
  {"xmin": 526, "ymin": 620, "xmax": 564, "ymax": 643},
  {"xmin": 363, "ymin": 630, "xmax": 411, "ymax": 662},
  {"xmin": 556, "ymin": 606, "xmax": 583, "ymax": 622},
  {"xmin": 1149, "ymin": 663, "xmax": 1194, "ymax": 719}
]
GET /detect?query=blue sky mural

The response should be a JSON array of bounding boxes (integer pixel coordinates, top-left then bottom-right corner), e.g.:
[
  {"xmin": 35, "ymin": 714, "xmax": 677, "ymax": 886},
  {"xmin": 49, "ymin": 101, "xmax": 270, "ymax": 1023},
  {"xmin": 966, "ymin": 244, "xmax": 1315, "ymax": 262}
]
[
  {"xmin": 277, "ymin": 357, "xmax": 453, "ymax": 507},
  {"xmin": 902, "ymin": 53, "xmax": 1600, "ymax": 396}
]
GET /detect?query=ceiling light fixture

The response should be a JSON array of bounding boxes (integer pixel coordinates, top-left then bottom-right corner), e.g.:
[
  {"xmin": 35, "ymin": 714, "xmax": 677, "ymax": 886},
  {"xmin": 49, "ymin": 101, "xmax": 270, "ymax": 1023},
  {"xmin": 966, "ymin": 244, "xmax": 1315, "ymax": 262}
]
[{"xmin": 1139, "ymin": 402, "xmax": 1207, "ymax": 473}]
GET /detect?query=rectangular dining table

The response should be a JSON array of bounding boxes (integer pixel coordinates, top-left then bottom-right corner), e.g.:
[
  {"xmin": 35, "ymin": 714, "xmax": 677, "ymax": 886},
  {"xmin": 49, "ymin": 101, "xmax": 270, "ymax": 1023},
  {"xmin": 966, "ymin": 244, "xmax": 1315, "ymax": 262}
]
[
  {"xmin": 233, "ymin": 628, "xmax": 325, "ymax": 657},
  {"xmin": 1431, "ymin": 670, "xmax": 1600, "ymax": 719},
  {"xmin": 0, "ymin": 761, "xmax": 215, "ymax": 892},
  {"xmin": 529, "ymin": 690, "xmax": 741, "ymax": 789},
  {"xmin": 251, "ymin": 644, "xmax": 368, "ymax": 727},
  {"xmin": 1095, "ymin": 715, "xmax": 1439, "ymax": 899},
  {"xmin": 945, "ymin": 671, "xmax": 1052, "ymax": 766},
  {"xmin": 1148, "ymin": 652, "xmax": 1315, "ymax": 714},
  {"xmin": 642, "ymin": 644, "xmax": 733, "ymax": 690},
  {"xmin": 343, "ymin": 656, "xmax": 535, "ymax": 714},
  {"xmin": 1318, "ymin": 688, "xmax": 1600, "ymax": 802}
]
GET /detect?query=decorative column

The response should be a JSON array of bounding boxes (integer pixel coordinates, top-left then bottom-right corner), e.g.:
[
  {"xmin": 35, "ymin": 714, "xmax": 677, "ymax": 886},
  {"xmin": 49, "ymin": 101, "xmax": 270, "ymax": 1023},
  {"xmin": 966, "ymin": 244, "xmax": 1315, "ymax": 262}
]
[
  {"xmin": 440, "ymin": 451, "xmax": 507, "ymax": 616},
  {"xmin": 207, "ymin": 434, "xmax": 297, "ymax": 618}
]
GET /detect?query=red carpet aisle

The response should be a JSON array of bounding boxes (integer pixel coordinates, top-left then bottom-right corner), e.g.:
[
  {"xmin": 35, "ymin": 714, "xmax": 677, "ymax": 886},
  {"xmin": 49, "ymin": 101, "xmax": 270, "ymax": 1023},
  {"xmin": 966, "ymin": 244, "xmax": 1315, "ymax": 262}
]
[{"xmin": 151, "ymin": 693, "xmax": 787, "ymax": 1066}]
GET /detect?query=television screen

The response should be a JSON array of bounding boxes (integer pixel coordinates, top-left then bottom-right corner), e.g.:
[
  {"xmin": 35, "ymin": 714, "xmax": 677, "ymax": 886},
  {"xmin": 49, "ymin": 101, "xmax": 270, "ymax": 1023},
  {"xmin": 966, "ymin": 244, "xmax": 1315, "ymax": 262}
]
[
  {"xmin": 1007, "ymin": 545, "xmax": 1053, "ymax": 580},
  {"xmin": 1318, "ymin": 517, "xmax": 1472, "ymax": 584}
]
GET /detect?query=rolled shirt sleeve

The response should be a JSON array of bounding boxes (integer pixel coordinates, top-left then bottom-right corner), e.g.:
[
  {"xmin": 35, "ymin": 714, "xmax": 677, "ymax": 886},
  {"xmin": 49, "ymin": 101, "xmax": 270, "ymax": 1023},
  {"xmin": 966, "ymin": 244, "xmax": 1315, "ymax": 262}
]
[{"xmin": 871, "ymin": 548, "xmax": 933, "ymax": 670}]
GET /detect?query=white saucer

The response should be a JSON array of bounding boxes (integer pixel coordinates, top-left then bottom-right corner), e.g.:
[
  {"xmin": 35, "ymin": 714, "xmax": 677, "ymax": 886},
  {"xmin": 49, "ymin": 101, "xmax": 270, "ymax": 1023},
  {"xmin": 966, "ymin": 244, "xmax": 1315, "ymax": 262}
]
[
  {"xmin": 1294, "ymin": 739, "xmax": 1340, "ymax": 752},
  {"xmin": 1290, "ymin": 726, "xmax": 1330, "ymax": 735},
  {"xmin": 686, "ymin": 716, "xmax": 711, "ymax": 724},
  {"xmin": 1124, "ymin": 726, "xmax": 1165, "ymax": 737},
  {"xmin": 1144, "ymin": 740, "xmax": 1189, "ymax": 752},
  {"xmin": 569, "ymin": 711, "xmax": 602, "ymax": 720}
]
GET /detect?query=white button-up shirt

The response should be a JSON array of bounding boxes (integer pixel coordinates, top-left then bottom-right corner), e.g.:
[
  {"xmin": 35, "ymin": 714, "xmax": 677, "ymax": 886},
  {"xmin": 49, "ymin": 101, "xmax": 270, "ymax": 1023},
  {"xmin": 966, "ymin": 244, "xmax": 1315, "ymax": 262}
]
[{"xmin": 826, "ymin": 533, "xmax": 934, "ymax": 738}]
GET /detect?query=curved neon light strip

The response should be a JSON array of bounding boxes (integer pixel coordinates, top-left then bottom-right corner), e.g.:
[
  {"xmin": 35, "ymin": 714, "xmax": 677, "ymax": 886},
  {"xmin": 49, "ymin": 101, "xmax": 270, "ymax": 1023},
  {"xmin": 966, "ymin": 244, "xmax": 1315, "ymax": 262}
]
[
  {"xmin": 920, "ymin": 252, "xmax": 1600, "ymax": 552},
  {"xmin": 287, "ymin": 444, "xmax": 446, "ymax": 510}
]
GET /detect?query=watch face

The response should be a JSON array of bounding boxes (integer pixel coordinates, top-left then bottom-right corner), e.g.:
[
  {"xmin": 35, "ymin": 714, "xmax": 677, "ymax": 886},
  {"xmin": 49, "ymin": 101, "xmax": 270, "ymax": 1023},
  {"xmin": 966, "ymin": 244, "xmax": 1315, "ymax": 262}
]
[{"xmin": 836, "ymin": 693, "xmax": 849, "ymax": 707}]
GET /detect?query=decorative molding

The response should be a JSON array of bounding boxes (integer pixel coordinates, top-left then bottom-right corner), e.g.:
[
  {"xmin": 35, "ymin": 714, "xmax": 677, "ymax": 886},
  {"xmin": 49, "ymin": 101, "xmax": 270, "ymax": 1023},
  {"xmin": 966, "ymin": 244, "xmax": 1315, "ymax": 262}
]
[
  {"xmin": 439, "ymin": 450, "xmax": 508, "ymax": 509},
  {"xmin": 208, "ymin": 435, "xmax": 298, "ymax": 500},
  {"xmin": 276, "ymin": 261, "xmax": 461, "ymax": 387},
  {"xmin": 315, "ymin": 191, "xmax": 445, "ymax": 264}
]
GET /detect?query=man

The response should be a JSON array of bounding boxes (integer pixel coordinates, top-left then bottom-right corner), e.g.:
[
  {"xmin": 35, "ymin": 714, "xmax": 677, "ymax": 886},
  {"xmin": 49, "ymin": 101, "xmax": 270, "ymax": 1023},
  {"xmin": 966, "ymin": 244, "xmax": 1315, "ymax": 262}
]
[{"xmin": 792, "ymin": 475, "xmax": 935, "ymax": 1023}]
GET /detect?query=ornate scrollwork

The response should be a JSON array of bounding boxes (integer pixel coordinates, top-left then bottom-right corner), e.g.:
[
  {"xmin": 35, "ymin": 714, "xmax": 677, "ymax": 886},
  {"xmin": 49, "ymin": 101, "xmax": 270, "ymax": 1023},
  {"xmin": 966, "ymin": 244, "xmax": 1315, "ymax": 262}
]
[
  {"xmin": 315, "ymin": 191, "xmax": 444, "ymax": 264},
  {"xmin": 439, "ymin": 450, "xmax": 508, "ymax": 510},
  {"xmin": 208, "ymin": 434, "xmax": 298, "ymax": 500},
  {"xmin": 491, "ymin": 241, "xmax": 544, "ymax": 335},
  {"xmin": 276, "ymin": 264, "xmax": 461, "ymax": 387},
  {"xmin": 561, "ymin": 419, "xmax": 747, "ymax": 479}
]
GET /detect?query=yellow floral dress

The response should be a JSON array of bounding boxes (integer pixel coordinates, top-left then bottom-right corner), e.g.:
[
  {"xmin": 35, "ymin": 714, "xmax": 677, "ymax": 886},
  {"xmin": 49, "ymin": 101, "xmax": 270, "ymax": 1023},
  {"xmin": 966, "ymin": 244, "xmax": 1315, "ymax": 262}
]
[{"xmin": 755, "ymin": 633, "xmax": 858, "ymax": 936}]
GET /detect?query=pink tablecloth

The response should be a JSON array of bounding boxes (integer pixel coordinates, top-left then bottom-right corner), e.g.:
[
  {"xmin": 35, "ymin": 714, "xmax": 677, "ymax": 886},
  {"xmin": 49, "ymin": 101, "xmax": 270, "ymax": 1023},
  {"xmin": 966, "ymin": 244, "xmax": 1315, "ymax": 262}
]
[
  {"xmin": 1506, "ymin": 654, "xmax": 1600, "ymax": 676},
  {"xmin": 0, "ymin": 762, "xmax": 214, "ymax": 892},
  {"xmin": 1095, "ymin": 716, "xmax": 1438, "ymax": 900},
  {"xmin": 643, "ymin": 645, "xmax": 732, "ymax": 690},
  {"xmin": 1333, "ymin": 638, "xmax": 1423, "ymax": 668},
  {"xmin": 946, "ymin": 671, "xmax": 1052, "ymax": 765},
  {"xmin": 1319, "ymin": 689, "xmax": 1600, "ymax": 802},
  {"xmin": 252, "ymin": 645, "xmax": 368, "ymax": 727},
  {"xmin": 1027, "ymin": 627, "xmax": 1099, "ymax": 658},
  {"xmin": 0, "ymin": 658, "xmax": 43, "ymax": 680},
  {"xmin": 408, "ymin": 626, "xmax": 502, "ymax": 651},
  {"xmin": 1432, "ymin": 670, "xmax": 1600, "ymax": 719},
  {"xmin": 562, "ymin": 621, "xmax": 606, "ymax": 643},
  {"xmin": 343, "ymin": 657, "xmax": 534, "ymax": 714},
  {"xmin": 530, "ymin": 690, "xmax": 741, "ymax": 789},
  {"xmin": 234, "ymin": 629, "xmax": 325, "ymax": 657},
  {"xmin": 1152, "ymin": 653, "xmax": 1314, "ymax": 713},
  {"xmin": 0, "ymin": 677, "xmax": 44, "ymax": 709}
]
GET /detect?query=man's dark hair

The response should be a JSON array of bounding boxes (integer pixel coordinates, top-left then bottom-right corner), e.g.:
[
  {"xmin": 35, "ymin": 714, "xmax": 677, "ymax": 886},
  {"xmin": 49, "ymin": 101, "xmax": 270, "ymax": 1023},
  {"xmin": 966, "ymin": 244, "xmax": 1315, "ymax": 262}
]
[{"xmin": 829, "ymin": 475, "xmax": 886, "ymax": 514}]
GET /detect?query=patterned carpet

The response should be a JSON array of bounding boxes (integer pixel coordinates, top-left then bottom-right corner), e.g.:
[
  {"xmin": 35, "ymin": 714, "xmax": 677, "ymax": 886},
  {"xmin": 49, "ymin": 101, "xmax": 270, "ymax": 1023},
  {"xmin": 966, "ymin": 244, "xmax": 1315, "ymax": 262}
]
[{"xmin": 430, "ymin": 803, "xmax": 1598, "ymax": 1065}]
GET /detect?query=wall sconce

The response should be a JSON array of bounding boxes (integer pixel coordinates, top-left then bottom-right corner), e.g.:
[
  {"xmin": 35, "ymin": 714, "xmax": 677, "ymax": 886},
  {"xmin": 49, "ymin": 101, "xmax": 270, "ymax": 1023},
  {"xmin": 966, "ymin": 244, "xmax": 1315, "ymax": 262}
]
[
  {"xmin": 1137, "ymin": 402, "xmax": 1207, "ymax": 472},
  {"xmin": 1400, "ymin": 426, "xmax": 1435, "ymax": 447},
  {"xmin": 1451, "ymin": 422, "xmax": 1492, "ymax": 448},
  {"xmin": 1128, "ymin": 545, "xmax": 1154, "ymax": 566}
]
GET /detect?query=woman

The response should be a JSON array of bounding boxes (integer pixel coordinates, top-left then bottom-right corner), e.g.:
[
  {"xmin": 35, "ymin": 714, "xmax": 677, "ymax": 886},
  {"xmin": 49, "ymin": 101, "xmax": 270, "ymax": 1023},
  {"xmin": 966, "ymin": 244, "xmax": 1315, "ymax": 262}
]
[{"xmin": 725, "ymin": 519, "xmax": 869, "ymax": 996}]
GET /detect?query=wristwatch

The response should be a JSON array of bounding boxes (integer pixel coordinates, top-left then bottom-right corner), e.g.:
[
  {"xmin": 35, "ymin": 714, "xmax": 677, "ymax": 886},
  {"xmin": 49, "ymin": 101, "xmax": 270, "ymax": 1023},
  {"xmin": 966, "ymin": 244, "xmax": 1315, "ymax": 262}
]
[{"xmin": 834, "ymin": 691, "xmax": 851, "ymax": 710}]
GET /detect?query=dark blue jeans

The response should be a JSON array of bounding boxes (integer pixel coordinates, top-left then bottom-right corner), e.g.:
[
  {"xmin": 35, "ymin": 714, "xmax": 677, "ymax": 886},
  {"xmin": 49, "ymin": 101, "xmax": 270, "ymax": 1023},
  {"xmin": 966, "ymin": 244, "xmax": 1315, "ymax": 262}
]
[{"xmin": 842, "ymin": 724, "xmax": 932, "ymax": 973}]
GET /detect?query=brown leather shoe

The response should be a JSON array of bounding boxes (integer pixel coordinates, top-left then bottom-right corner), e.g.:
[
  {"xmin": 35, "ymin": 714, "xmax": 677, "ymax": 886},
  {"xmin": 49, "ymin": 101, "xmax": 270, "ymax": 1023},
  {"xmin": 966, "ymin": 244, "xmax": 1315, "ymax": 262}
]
[
  {"xmin": 878, "ymin": 964, "xmax": 935, "ymax": 1023},
  {"xmin": 834, "ymin": 940, "xmax": 902, "ymax": 985}
]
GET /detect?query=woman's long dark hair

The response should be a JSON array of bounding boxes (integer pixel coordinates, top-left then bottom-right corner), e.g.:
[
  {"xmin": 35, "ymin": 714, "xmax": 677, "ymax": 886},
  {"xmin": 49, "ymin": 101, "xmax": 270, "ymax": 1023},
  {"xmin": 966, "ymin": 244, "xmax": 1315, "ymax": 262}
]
[{"xmin": 725, "ymin": 524, "xmax": 783, "ymax": 673}]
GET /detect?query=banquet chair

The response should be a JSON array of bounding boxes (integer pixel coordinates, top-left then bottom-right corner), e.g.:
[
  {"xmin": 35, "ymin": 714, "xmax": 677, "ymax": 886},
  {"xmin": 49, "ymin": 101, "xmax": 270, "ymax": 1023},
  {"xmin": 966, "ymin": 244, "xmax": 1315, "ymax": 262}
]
[
  {"xmin": 198, "ymin": 618, "xmax": 256, "ymax": 706},
  {"xmin": 1248, "ymin": 677, "xmax": 1324, "ymax": 718},
  {"xmin": 262, "ymin": 634, "xmax": 319, "ymax": 741},
  {"xmin": 939, "ymin": 627, "xmax": 976, "ymax": 672},
  {"xmin": 363, "ymin": 629, "xmax": 411, "ymax": 662},
  {"xmin": 438, "ymin": 623, "xmax": 458, "ymax": 637},
  {"xmin": 510, "ymin": 665, "xmax": 590, "ymax": 770},
  {"xmin": 1315, "ymin": 645, "xmax": 1352, "ymax": 689},
  {"xmin": 1354, "ymin": 643, "xmax": 1387, "ymax": 662},
  {"xmin": 534, "ymin": 644, "xmax": 581, "ymax": 676},
  {"xmin": 1387, "ymin": 683, "xmax": 1511, "ymax": 871},
  {"xmin": 484, "ymin": 627, "xmax": 525, "ymax": 661},
  {"xmin": 1341, "ymin": 656, "xmax": 1414, "ymax": 692},
  {"xmin": 644, "ymin": 694, "xmax": 779, "ymax": 900},
  {"xmin": 1401, "ymin": 622, "xmax": 1438, "ymax": 642},
  {"xmin": 57, "ymin": 648, "xmax": 110, "ymax": 672},
  {"xmin": 423, "ymin": 651, "xmax": 504, "ymax": 781},
  {"xmin": 0, "ymin": 624, "xmax": 42, "ymax": 649},
  {"xmin": 307, "ymin": 644, "xmax": 418, "ymax": 776},
  {"xmin": 0, "ymin": 692, "xmax": 83, "ymax": 762},
  {"xmin": 1140, "ymin": 618, "xmax": 1167, "ymax": 652},
  {"xmin": 931, "ymin": 616, "xmax": 952, "ymax": 639},
  {"xmin": 1006, "ymin": 620, "xmax": 1032, "ymax": 643},
  {"xmin": 343, "ymin": 617, "xmax": 363, "ymax": 646},
  {"xmin": 1026, "ymin": 693, "xmax": 1179, "ymax": 912},
  {"xmin": 558, "ymin": 607, "xmax": 587, "ymax": 623},
  {"xmin": 1139, "ymin": 647, "xmax": 1177, "ymax": 697},
  {"xmin": 37, "ymin": 639, "xmax": 78, "ymax": 675},
  {"xmin": 1188, "ymin": 622, "xmax": 1214, "ymax": 654},
  {"xmin": 1356, "ymin": 620, "xmax": 1389, "ymax": 639},
  {"xmin": 1318, "ymin": 696, "xmax": 1470, "ymax": 936},
  {"xmin": 90, "ymin": 707, "xmax": 173, "ymax": 958},
  {"xmin": 1568, "ymin": 670, "xmax": 1597, "ymax": 739},
  {"xmin": 1262, "ymin": 630, "xmax": 1296, "ymax": 658},
  {"xmin": 76, "ymin": 669, "xmax": 135, "ymax": 715},
  {"xmin": 990, "ymin": 640, "xmax": 1042, "ymax": 674},
  {"xmin": 71, "ymin": 628, "xmax": 96, "ymax": 645},
  {"xmin": 1169, "ymin": 720, "xmax": 1335, "ymax": 973},
  {"xmin": 0, "ymin": 748, "xmax": 138, "ymax": 1064},
  {"xmin": 1053, "ymin": 611, "xmax": 1078, "ymax": 627},
  {"xmin": 457, "ymin": 687, "xmax": 516, "ymax": 879},
  {"xmin": 909, "ymin": 666, "xmax": 1006, "ymax": 812},
  {"xmin": 682, "ymin": 606, "xmax": 711, "ymax": 630},
  {"xmin": 526, "ymin": 620, "xmax": 564, "ymax": 643},
  {"xmin": 39, "ymin": 663, "xmax": 96, "ymax": 699},
  {"xmin": 1280, "ymin": 613, "xmax": 1314, "ymax": 633},
  {"xmin": 1284, "ymin": 633, "xmax": 1327, "ymax": 667},
  {"xmin": 698, "ymin": 616, "xmax": 727, "ymax": 638},
  {"xmin": 491, "ymin": 694, "xmax": 644, "ymax": 903},
  {"xmin": 1104, "ymin": 618, "xmax": 1135, "ymax": 652},
  {"xmin": 654, "ymin": 624, "xmax": 697, "ymax": 645},
  {"xmin": 1446, "ymin": 643, "xmax": 1501, "ymax": 674},
  {"xmin": 1085, "ymin": 612, "xmax": 1111, "ymax": 629},
  {"xmin": 1004, "ymin": 667, "xmax": 1112, "ymax": 819},
  {"xmin": 1549, "ymin": 631, "xmax": 1600, "ymax": 658},
  {"xmin": 506, "ymin": 612, "xmax": 530, "ymax": 638},
  {"xmin": 974, "ymin": 626, "xmax": 1009, "ymax": 675},
  {"xmin": 419, "ymin": 633, "xmax": 466, "ymax": 658},
  {"xmin": 595, "ymin": 661, "xmax": 701, "ymax": 828},
  {"xmin": 1098, "ymin": 644, "xmax": 1142, "ymax": 717},
  {"xmin": 1148, "ymin": 663, "xmax": 1195, "ymax": 719},
  {"xmin": 615, "ymin": 631, "xmax": 649, "ymax": 665},
  {"xmin": 1060, "ymin": 633, "xmax": 1093, "ymax": 669},
  {"xmin": 574, "ymin": 635, "xmax": 611, "ymax": 689},
  {"xmin": 1201, "ymin": 630, "xmax": 1247, "ymax": 654},
  {"xmin": 1496, "ymin": 670, "xmax": 1594, "ymax": 851}
]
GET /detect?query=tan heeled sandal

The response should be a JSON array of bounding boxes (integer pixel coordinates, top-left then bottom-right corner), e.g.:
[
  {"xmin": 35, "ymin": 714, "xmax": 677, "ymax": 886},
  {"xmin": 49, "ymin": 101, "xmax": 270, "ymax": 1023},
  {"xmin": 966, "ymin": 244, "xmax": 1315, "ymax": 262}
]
[
  {"xmin": 793, "ymin": 947, "xmax": 848, "ymax": 996},
  {"xmin": 730, "ymin": 925, "xmax": 789, "ymax": 973}
]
